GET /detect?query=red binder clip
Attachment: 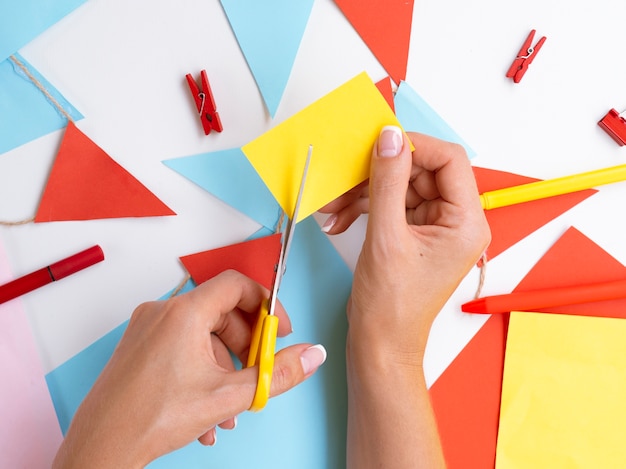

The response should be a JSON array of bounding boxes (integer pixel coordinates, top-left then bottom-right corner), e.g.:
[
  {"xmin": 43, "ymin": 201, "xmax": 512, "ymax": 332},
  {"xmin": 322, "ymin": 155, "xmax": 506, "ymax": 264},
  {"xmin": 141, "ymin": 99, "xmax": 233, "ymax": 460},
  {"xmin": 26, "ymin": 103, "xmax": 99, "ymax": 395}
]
[
  {"xmin": 506, "ymin": 30, "xmax": 546, "ymax": 83},
  {"xmin": 598, "ymin": 109, "xmax": 626, "ymax": 146},
  {"xmin": 186, "ymin": 70, "xmax": 223, "ymax": 135}
]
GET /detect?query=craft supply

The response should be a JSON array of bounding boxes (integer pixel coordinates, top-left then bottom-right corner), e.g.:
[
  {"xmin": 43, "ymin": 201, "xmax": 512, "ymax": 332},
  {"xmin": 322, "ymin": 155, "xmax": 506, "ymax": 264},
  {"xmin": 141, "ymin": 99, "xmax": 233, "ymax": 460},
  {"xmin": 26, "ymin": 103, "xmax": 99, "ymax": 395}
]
[
  {"xmin": 506, "ymin": 29, "xmax": 546, "ymax": 83},
  {"xmin": 462, "ymin": 278, "xmax": 626, "ymax": 314},
  {"xmin": 479, "ymin": 163, "xmax": 626, "ymax": 210},
  {"xmin": 598, "ymin": 109, "xmax": 626, "ymax": 146},
  {"xmin": 0, "ymin": 245, "xmax": 104, "ymax": 304},
  {"xmin": 185, "ymin": 70, "xmax": 222, "ymax": 135},
  {"xmin": 247, "ymin": 145, "xmax": 312, "ymax": 412}
]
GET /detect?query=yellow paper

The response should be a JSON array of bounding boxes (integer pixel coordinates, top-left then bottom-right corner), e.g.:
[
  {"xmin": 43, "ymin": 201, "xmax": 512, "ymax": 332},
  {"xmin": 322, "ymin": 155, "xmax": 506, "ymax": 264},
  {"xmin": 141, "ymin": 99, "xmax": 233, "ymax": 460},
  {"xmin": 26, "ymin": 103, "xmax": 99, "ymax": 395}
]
[
  {"xmin": 242, "ymin": 72, "xmax": 406, "ymax": 221},
  {"xmin": 496, "ymin": 312, "xmax": 626, "ymax": 468}
]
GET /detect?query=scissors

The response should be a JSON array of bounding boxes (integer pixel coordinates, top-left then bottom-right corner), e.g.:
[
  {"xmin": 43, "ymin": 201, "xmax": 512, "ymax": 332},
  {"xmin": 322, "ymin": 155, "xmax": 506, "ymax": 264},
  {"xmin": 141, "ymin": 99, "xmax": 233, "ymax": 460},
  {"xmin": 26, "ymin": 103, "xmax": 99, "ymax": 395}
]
[{"xmin": 246, "ymin": 144, "xmax": 313, "ymax": 412}]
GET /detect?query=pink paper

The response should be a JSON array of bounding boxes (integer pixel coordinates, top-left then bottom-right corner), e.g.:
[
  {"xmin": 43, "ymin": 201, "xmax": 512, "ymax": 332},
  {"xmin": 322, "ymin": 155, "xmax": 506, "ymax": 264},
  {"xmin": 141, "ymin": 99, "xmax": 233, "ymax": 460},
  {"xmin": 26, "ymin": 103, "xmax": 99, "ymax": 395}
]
[{"xmin": 0, "ymin": 243, "xmax": 63, "ymax": 467}]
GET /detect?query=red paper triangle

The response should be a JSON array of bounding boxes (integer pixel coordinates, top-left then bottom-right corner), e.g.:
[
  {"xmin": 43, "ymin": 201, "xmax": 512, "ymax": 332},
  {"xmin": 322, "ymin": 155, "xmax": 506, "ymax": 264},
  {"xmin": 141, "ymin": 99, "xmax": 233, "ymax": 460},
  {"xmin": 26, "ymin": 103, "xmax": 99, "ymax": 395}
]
[
  {"xmin": 35, "ymin": 122, "xmax": 175, "ymax": 222},
  {"xmin": 375, "ymin": 77, "xmax": 395, "ymax": 112},
  {"xmin": 473, "ymin": 167, "xmax": 596, "ymax": 261},
  {"xmin": 180, "ymin": 234, "xmax": 282, "ymax": 290},
  {"xmin": 430, "ymin": 227, "xmax": 626, "ymax": 468},
  {"xmin": 335, "ymin": 0, "xmax": 413, "ymax": 84}
]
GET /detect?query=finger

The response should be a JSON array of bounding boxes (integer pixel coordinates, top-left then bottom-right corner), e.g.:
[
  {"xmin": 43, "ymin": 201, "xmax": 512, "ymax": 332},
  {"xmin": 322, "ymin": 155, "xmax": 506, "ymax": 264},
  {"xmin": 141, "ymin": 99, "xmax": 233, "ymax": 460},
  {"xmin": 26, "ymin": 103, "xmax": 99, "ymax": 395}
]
[
  {"xmin": 269, "ymin": 343, "xmax": 327, "ymax": 397},
  {"xmin": 198, "ymin": 427, "xmax": 217, "ymax": 446},
  {"xmin": 321, "ymin": 197, "xmax": 369, "ymax": 235},
  {"xmin": 318, "ymin": 180, "xmax": 368, "ymax": 214},
  {"xmin": 367, "ymin": 126, "xmax": 413, "ymax": 234},
  {"xmin": 199, "ymin": 343, "xmax": 327, "ymax": 420},
  {"xmin": 184, "ymin": 271, "xmax": 291, "ymax": 361},
  {"xmin": 407, "ymin": 133, "xmax": 481, "ymax": 209}
]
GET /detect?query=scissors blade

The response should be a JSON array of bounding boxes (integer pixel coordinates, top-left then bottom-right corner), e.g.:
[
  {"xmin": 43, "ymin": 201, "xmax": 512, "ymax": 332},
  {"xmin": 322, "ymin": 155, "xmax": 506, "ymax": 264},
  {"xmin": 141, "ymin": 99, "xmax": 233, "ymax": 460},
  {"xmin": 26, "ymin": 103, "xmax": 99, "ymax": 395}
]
[{"xmin": 267, "ymin": 144, "xmax": 313, "ymax": 313}]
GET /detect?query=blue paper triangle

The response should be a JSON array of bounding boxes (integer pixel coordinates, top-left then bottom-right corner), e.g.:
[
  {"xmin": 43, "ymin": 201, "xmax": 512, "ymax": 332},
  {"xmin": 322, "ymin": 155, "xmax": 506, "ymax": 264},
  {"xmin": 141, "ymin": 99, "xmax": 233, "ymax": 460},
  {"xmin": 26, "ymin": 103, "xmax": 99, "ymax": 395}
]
[
  {"xmin": 163, "ymin": 148, "xmax": 282, "ymax": 231},
  {"xmin": 0, "ymin": 54, "xmax": 83, "ymax": 154},
  {"xmin": 220, "ymin": 0, "xmax": 315, "ymax": 117},
  {"xmin": 394, "ymin": 81, "xmax": 476, "ymax": 158}
]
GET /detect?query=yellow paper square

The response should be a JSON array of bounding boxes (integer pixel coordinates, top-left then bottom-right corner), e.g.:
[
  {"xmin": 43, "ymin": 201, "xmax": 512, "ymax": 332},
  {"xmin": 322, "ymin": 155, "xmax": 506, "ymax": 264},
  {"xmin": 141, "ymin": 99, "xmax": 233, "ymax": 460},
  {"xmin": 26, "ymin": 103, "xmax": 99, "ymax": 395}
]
[
  {"xmin": 496, "ymin": 312, "xmax": 626, "ymax": 468},
  {"xmin": 242, "ymin": 72, "xmax": 406, "ymax": 221}
]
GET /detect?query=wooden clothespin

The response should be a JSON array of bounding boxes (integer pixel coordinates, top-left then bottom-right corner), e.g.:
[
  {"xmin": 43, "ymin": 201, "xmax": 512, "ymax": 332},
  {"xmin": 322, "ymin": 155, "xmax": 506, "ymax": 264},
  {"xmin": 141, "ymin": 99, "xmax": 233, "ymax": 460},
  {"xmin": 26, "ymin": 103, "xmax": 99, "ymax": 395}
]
[
  {"xmin": 506, "ymin": 30, "xmax": 546, "ymax": 83},
  {"xmin": 598, "ymin": 109, "xmax": 626, "ymax": 146},
  {"xmin": 186, "ymin": 70, "xmax": 223, "ymax": 134}
]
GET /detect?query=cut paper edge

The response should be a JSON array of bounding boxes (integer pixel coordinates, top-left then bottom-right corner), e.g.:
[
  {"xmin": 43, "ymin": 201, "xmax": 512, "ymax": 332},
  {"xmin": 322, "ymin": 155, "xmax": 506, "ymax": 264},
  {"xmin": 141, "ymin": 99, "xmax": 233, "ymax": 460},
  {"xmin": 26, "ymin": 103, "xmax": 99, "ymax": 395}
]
[
  {"xmin": 473, "ymin": 166, "xmax": 596, "ymax": 262},
  {"xmin": 430, "ymin": 226, "xmax": 626, "ymax": 469},
  {"xmin": 163, "ymin": 148, "xmax": 282, "ymax": 231},
  {"xmin": 180, "ymin": 234, "xmax": 281, "ymax": 290},
  {"xmin": 335, "ymin": 0, "xmax": 414, "ymax": 84},
  {"xmin": 35, "ymin": 122, "xmax": 175, "ymax": 222},
  {"xmin": 220, "ymin": 0, "xmax": 315, "ymax": 117}
]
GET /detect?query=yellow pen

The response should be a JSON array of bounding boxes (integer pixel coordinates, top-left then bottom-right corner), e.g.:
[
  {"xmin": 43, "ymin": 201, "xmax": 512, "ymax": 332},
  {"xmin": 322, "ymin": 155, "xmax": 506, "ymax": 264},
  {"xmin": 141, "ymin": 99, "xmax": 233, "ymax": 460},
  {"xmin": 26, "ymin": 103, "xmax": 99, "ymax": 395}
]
[{"xmin": 480, "ymin": 163, "xmax": 626, "ymax": 210}]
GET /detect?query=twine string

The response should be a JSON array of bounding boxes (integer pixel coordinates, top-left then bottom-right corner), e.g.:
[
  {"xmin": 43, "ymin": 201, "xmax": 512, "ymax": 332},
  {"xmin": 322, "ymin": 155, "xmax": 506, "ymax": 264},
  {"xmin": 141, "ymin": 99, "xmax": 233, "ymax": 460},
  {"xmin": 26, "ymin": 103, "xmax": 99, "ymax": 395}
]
[
  {"xmin": 9, "ymin": 55, "xmax": 74, "ymax": 123},
  {"xmin": 474, "ymin": 252, "xmax": 488, "ymax": 299},
  {"xmin": 0, "ymin": 217, "xmax": 35, "ymax": 226}
]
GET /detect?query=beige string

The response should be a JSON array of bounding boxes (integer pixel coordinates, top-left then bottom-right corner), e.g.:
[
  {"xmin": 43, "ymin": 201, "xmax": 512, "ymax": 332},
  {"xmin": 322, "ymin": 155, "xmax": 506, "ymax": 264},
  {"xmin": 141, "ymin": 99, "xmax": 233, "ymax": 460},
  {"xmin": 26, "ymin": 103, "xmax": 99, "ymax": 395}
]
[
  {"xmin": 9, "ymin": 55, "xmax": 74, "ymax": 123},
  {"xmin": 169, "ymin": 273, "xmax": 192, "ymax": 298},
  {"xmin": 474, "ymin": 252, "xmax": 488, "ymax": 299},
  {"xmin": 0, "ymin": 217, "xmax": 35, "ymax": 226},
  {"xmin": 1, "ymin": 56, "xmax": 76, "ymax": 226}
]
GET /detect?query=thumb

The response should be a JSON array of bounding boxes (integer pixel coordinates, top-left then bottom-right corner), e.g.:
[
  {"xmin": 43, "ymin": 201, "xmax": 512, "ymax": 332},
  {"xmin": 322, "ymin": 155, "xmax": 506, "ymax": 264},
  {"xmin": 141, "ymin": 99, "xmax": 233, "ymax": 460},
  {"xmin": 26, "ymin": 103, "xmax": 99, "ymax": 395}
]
[
  {"xmin": 368, "ymin": 126, "xmax": 412, "ymax": 233},
  {"xmin": 269, "ymin": 343, "xmax": 327, "ymax": 398}
]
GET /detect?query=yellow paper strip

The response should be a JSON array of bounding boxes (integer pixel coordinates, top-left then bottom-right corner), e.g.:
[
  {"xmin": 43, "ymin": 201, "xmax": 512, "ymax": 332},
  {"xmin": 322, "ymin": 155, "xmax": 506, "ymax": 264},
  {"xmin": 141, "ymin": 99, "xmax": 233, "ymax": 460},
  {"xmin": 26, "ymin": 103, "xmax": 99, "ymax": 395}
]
[
  {"xmin": 496, "ymin": 312, "xmax": 626, "ymax": 468},
  {"xmin": 242, "ymin": 72, "xmax": 406, "ymax": 221}
]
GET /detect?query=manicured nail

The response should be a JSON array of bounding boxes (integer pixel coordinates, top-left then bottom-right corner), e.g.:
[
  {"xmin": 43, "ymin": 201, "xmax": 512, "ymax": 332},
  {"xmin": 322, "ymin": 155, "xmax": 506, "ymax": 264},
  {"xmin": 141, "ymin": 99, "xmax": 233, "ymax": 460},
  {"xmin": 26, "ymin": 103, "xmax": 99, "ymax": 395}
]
[
  {"xmin": 321, "ymin": 214, "xmax": 337, "ymax": 233},
  {"xmin": 378, "ymin": 125, "xmax": 403, "ymax": 157},
  {"xmin": 300, "ymin": 344, "xmax": 327, "ymax": 375}
]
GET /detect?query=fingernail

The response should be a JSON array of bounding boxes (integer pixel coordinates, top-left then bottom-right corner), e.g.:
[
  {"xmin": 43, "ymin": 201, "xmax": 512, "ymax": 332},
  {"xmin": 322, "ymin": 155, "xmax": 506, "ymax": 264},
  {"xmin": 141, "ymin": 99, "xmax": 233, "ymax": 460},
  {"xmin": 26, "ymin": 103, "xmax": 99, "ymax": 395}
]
[
  {"xmin": 378, "ymin": 125, "xmax": 403, "ymax": 158},
  {"xmin": 300, "ymin": 344, "xmax": 327, "ymax": 375},
  {"xmin": 232, "ymin": 415, "xmax": 237, "ymax": 429},
  {"xmin": 321, "ymin": 214, "xmax": 337, "ymax": 233}
]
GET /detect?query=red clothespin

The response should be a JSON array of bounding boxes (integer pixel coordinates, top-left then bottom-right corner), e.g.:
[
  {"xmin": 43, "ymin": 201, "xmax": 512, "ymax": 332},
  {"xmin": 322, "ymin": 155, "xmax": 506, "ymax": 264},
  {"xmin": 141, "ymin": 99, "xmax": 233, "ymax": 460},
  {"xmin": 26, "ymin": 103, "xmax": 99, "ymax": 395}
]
[
  {"xmin": 186, "ymin": 70, "xmax": 223, "ymax": 134},
  {"xmin": 506, "ymin": 30, "xmax": 546, "ymax": 83},
  {"xmin": 598, "ymin": 109, "xmax": 626, "ymax": 146}
]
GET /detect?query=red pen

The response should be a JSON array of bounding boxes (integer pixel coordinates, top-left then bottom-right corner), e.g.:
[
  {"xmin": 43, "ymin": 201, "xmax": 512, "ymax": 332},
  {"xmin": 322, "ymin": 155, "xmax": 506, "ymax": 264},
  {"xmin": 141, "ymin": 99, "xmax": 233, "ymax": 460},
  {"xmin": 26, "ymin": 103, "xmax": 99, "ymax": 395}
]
[
  {"xmin": 0, "ymin": 245, "xmax": 104, "ymax": 305},
  {"xmin": 462, "ymin": 278, "xmax": 626, "ymax": 314}
]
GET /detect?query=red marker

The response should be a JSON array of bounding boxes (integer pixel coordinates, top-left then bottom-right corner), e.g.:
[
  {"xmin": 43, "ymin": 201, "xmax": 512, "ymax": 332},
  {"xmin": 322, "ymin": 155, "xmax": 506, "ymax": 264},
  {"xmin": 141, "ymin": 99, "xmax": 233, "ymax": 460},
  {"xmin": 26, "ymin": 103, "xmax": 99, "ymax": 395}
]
[
  {"xmin": 462, "ymin": 278, "xmax": 626, "ymax": 314},
  {"xmin": 0, "ymin": 245, "xmax": 104, "ymax": 305}
]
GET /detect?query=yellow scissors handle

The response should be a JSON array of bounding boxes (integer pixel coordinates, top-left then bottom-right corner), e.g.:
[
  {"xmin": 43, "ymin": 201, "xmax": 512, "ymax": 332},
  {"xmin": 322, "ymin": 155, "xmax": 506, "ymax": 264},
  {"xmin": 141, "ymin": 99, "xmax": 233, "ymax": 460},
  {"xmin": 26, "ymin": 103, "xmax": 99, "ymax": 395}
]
[{"xmin": 247, "ymin": 299, "xmax": 279, "ymax": 412}]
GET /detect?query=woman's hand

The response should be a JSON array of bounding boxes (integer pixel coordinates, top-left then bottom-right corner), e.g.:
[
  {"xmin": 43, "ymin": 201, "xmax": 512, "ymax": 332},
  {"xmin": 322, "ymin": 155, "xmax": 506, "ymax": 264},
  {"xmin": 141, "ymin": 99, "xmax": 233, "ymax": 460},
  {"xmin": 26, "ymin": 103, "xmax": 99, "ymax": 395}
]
[
  {"xmin": 53, "ymin": 270, "xmax": 327, "ymax": 468},
  {"xmin": 331, "ymin": 127, "xmax": 490, "ymax": 468}
]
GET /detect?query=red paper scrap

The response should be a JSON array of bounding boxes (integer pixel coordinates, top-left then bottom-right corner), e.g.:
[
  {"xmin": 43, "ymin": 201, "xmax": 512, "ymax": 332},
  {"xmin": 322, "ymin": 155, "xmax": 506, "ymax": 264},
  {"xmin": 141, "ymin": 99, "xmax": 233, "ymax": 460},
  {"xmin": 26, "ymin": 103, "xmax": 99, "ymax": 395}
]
[
  {"xmin": 430, "ymin": 226, "xmax": 626, "ymax": 468},
  {"xmin": 35, "ymin": 122, "xmax": 175, "ymax": 222},
  {"xmin": 335, "ymin": 0, "xmax": 414, "ymax": 84},
  {"xmin": 473, "ymin": 167, "xmax": 596, "ymax": 261},
  {"xmin": 375, "ymin": 76, "xmax": 395, "ymax": 113},
  {"xmin": 180, "ymin": 234, "xmax": 281, "ymax": 290}
]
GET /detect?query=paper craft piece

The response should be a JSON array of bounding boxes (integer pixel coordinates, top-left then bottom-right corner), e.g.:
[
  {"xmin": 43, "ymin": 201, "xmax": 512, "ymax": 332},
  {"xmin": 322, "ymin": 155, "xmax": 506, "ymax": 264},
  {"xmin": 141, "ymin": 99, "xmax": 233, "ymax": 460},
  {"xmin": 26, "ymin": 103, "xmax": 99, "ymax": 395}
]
[
  {"xmin": 429, "ymin": 314, "xmax": 508, "ymax": 469},
  {"xmin": 0, "ymin": 54, "xmax": 83, "ymax": 155},
  {"xmin": 180, "ymin": 234, "xmax": 281, "ymax": 290},
  {"xmin": 47, "ymin": 217, "xmax": 353, "ymax": 468},
  {"xmin": 430, "ymin": 226, "xmax": 626, "ymax": 469},
  {"xmin": 35, "ymin": 122, "xmax": 175, "ymax": 222},
  {"xmin": 394, "ymin": 81, "xmax": 476, "ymax": 158},
  {"xmin": 163, "ymin": 148, "xmax": 282, "ymax": 231},
  {"xmin": 242, "ymin": 72, "xmax": 404, "ymax": 222},
  {"xmin": 0, "ymin": 0, "xmax": 87, "ymax": 63},
  {"xmin": 496, "ymin": 312, "xmax": 626, "ymax": 468},
  {"xmin": 220, "ymin": 0, "xmax": 315, "ymax": 117},
  {"xmin": 473, "ymin": 167, "xmax": 596, "ymax": 261},
  {"xmin": 375, "ymin": 76, "xmax": 395, "ymax": 112},
  {"xmin": 335, "ymin": 0, "xmax": 414, "ymax": 84},
  {"xmin": 0, "ymin": 242, "xmax": 63, "ymax": 467}
]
